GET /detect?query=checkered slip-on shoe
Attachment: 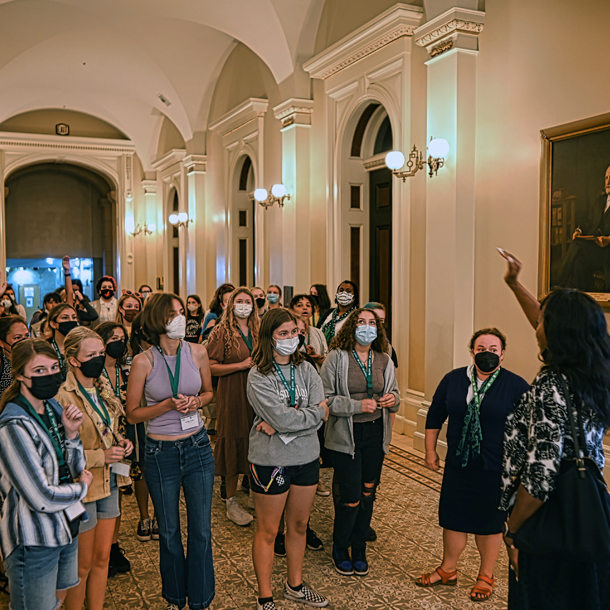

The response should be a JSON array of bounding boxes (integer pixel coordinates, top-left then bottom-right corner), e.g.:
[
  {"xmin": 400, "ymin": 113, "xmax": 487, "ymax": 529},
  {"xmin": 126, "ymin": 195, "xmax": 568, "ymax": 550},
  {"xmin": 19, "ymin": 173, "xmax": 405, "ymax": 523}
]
[
  {"xmin": 256, "ymin": 600, "xmax": 277, "ymax": 610},
  {"xmin": 284, "ymin": 582, "xmax": 329, "ymax": 607}
]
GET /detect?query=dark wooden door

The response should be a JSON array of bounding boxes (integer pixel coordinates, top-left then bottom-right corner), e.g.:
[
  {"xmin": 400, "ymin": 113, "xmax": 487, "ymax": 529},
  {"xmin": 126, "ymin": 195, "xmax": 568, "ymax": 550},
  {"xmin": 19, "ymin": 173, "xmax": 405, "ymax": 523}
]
[{"xmin": 369, "ymin": 168, "xmax": 393, "ymax": 336}]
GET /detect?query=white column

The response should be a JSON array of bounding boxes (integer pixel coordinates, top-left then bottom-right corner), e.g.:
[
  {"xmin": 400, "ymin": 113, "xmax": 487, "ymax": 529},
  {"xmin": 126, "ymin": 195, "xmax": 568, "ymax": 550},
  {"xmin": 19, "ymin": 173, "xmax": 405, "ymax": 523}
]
[
  {"xmin": 118, "ymin": 153, "xmax": 135, "ymax": 291},
  {"xmin": 141, "ymin": 180, "xmax": 159, "ymax": 289},
  {"xmin": 0, "ymin": 151, "xmax": 5, "ymax": 277},
  {"xmin": 414, "ymin": 7, "xmax": 484, "ymax": 449},
  {"xmin": 183, "ymin": 155, "xmax": 207, "ymax": 296},
  {"xmin": 273, "ymin": 99, "xmax": 314, "ymax": 293}
]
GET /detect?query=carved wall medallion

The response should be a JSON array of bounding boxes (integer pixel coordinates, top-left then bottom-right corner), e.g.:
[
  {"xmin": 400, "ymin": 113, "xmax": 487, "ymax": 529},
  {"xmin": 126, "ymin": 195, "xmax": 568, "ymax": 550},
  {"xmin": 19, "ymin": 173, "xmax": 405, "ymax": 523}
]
[{"xmin": 430, "ymin": 39, "xmax": 454, "ymax": 57}]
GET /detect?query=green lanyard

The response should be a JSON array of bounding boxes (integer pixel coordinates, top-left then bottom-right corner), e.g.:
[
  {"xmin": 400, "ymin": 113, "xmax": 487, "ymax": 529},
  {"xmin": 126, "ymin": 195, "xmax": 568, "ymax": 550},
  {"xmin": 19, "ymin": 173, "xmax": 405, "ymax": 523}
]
[
  {"xmin": 470, "ymin": 367, "xmax": 501, "ymax": 409},
  {"xmin": 103, "ymin": 364, "xmax": 122, "ymax": 399},
  {"xmin": 274, "ymin": 362, "xmax": 296, "ymax": 408},
  {"xmin": 50, "ymin": 339, "xmax": 67, "ymax": 381},
  {"xmin": 157, "ymin": 344, "xmax": 181, "ymax": 399},
  {"xmin": 15, "ymin": 395, "xmax": 69, "ymax": 479},
  {"xmin": 238, "ymin": 328, "xmax": 253, "ymax": 354},
  {"xmin": 77, "ymin": 380, "xmax": 111, "ymax": 428},
  {"xmin": 352, "ymin": 349, "xmax": 374, "ymax": 399}
]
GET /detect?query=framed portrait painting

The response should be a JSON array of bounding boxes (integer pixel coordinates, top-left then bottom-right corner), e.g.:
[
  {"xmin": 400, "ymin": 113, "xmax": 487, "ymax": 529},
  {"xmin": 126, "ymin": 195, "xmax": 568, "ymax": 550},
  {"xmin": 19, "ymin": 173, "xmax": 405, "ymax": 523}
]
[{"xmin": 540, "ymin": 111, "xmax": 610, "ymax": 305}]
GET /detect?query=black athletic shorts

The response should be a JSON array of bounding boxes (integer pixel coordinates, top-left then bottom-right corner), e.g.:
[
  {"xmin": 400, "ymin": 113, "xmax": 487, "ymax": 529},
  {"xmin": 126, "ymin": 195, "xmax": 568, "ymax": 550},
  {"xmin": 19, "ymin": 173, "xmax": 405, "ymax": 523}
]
[{"xmin": 249, "ymin": 459, "xmax": 320, "ymax": 495}]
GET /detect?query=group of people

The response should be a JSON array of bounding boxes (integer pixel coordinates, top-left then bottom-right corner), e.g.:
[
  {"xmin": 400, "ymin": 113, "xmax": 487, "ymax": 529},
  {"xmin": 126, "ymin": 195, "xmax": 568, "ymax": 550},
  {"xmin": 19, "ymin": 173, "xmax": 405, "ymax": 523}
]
[{"xmin": 0, "ymin": 250, "xmax": 607, "ymax": 610}]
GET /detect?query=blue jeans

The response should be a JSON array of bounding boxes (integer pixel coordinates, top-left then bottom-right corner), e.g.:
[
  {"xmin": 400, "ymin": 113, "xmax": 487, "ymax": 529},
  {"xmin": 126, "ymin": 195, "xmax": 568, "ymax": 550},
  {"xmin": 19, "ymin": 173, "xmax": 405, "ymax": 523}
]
[
  {"xmin": 4, "ymin": 538, "xmax": 79, "ymax": 610},
  {"xmin": 144, "ymin": 429, "xmax": 215, "ymax": 610}
]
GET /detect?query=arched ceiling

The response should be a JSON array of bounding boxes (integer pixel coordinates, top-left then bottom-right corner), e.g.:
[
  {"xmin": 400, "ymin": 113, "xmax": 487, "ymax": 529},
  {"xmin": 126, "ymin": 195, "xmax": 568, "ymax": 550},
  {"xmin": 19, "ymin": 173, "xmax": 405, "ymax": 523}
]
[{"xmin": 0, "ymin": 0, "xmax": 326, "ymax": 168}]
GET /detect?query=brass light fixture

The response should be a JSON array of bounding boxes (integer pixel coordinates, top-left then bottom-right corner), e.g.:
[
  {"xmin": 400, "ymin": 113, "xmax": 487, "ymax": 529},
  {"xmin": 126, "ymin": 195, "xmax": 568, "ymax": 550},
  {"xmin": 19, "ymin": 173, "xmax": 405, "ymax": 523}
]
[
  {"xmin": 131, "ymin": 222, "xmax": 156, "ymax": 236},
  {"xmin": 168, "ymin": 212, "xmax": 192, "ymax": 229},
  {"xmin": 385, "ymin": 137, "xmax": 450, "ymax": 180},
  {"xmin": 253, "ymin": 184, "xmax": 290, "ymax": 209}
]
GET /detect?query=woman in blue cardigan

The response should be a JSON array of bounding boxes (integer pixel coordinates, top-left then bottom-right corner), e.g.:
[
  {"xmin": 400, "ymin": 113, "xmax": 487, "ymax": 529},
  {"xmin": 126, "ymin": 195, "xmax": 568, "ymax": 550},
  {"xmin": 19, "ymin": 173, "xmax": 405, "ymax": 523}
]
[{"xmin": 417, "ymin": 328, "xmax": 529, "ymax": 602}]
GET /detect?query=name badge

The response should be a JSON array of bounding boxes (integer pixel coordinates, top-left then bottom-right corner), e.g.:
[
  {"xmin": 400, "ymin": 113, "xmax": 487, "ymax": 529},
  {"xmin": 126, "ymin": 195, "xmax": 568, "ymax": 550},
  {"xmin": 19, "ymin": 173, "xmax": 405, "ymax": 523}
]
[
  {"xmin": 65, "ymin": 501, "xmax": 86, "ymax": 522},
  {"xmin": 181, "ymin": 414, "xmax": 200, "ymax": 431},
  {"xmin": 110, "ymin": 462, "xmax": 131, "ymax": 477}
]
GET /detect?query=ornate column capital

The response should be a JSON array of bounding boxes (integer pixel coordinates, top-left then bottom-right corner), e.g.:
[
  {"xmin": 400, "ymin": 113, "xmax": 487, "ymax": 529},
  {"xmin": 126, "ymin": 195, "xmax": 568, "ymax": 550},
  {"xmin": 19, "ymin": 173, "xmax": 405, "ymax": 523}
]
[
  {"xmin": 273, "ymin": 99, "xmax": 314, "ymax": 129},
  {"xmin": 141, "ymin": 179, "xmax": 157, "ymax": 195},
  {"xmin": 182, "ymin": 154, "xmax": 207, "ymax": 175},
  {"xmin": 414, "ymin": 7, "xmax": 484, "ymax": 58}
]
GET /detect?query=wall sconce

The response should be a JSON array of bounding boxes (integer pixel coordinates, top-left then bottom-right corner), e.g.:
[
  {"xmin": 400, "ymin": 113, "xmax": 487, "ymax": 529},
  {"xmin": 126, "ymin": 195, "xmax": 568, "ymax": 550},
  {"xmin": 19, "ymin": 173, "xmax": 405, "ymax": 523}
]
[
  {"xmin": 385, "ymin": 137, "xmax": 450, "ymax": 180},
  {"xmin": 253, "ymin": 184, "xmax": 291, "ymax": 209},
  {"xmin": 168, "ymin": 212, "xmax": 192, "ymax": 228},
  {"xmin": 131, "ymin": 222, "xmax": 156, "ymax": 236}
]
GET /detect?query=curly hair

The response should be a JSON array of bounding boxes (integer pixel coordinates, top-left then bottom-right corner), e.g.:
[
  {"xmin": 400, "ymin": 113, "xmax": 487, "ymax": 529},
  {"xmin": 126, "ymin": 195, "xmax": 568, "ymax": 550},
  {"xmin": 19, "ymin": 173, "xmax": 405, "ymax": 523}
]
[
  {"xmin": 329, "ymin": 308, "xmax": 388, "ymax": 354},
  {"xmin": 210, "ymin": 287, "xmax": 260, "ymax": 356}
]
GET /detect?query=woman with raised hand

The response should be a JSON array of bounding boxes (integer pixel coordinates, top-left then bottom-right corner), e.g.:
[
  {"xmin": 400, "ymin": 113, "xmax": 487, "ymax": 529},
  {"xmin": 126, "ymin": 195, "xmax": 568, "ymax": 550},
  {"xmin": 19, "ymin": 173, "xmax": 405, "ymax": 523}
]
[
  {"xmin": 126, "ymin": 292, "xmax": 215, "ymax": 610},
  {"xmin": 0, "ymin": 339, "xmax": 92, "ymax": 610},
  {"xmin": 207, "ymin": 287, "xmax": 259, "ymax": 526},
  {"xmin": 419, "ymin": 328, "xmax": 528, "ymax": 601},
  {"xmin": 321, "ymin": 308, "xmax": 399, "ymax": 577},
  {"xmin": 248, "ymin": 308, "xmax": 329, "ymax": 610},
  {"xmin": 59, "ymin": 327, "xmax": 133, "ymax": 610},
  {"xmin": 47, "ymin": 304, "xmax": 79, "ymax": 381}
]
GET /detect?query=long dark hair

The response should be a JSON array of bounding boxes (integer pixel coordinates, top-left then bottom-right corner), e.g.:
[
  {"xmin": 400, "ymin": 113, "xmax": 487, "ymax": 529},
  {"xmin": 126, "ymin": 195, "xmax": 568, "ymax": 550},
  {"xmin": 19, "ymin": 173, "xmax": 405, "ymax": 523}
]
[
  {"xmin": 187, "ymin": 294, "xmax": 203, "ymax": 319},
  {"xmin": 311, "ymin": 284, "xmax": 331, "ymax": 313},
  {"xmin": 541, "ymin": 289, "xmax": 610, "ymax": 427},
  {"xmin": 252, "ymin": 308, "xmax": 304, "ymax": 375},
  {"xmin": 208, "ymin": 284, "xmax": 235, "ymax": 316}
]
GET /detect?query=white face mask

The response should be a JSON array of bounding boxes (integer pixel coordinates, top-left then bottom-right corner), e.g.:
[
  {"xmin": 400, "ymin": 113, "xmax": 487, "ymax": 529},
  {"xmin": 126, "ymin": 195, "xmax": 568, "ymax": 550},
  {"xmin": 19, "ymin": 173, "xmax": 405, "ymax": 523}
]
[
  {"xmin": 336, "ymin": 291, "xmax": 354, "ymax": 306},
  {"xmin": 166, "ymin": 314, "xmax": 186, "ymax": 339},
  {"xmin": 0, "ymin": 300, "xmax": 11, "ymax": 309},
  {"xmin": 275, "ymin": 336, "xmax": 300, "ymax": 357},
  {"xmin": 187, "ymin": 304, "xmax": 199, "ymax": 313},
  {"xmin": 234, "ymin": 303, "xmax": 253, "ymax": 319}
]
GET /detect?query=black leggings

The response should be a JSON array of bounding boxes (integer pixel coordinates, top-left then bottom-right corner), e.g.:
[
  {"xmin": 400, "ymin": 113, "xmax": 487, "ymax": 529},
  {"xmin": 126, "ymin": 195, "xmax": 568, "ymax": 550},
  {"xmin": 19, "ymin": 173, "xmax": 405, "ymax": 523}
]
[{"xmin": 330, "ymin": 417, "xmax": 385, "ymax": 550}]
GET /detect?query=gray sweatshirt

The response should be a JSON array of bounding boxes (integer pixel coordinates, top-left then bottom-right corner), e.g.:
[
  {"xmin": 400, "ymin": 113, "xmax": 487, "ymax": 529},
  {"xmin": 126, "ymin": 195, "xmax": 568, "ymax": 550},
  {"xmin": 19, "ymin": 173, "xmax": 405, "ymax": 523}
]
[
  {"xmin": 247, "ymin": 361, "xmax": 326, "ymax": 467},
  {"xmin": 321, "ymin": 348, "xmax": 400, "ymax": 456}
]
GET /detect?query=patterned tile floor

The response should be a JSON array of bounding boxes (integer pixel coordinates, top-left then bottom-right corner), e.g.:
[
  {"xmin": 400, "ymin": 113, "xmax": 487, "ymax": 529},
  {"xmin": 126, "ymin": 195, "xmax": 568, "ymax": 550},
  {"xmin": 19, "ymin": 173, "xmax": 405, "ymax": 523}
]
[{"xmin": 0, "ymin": 437, "xmax": 509, "ymax": 609}]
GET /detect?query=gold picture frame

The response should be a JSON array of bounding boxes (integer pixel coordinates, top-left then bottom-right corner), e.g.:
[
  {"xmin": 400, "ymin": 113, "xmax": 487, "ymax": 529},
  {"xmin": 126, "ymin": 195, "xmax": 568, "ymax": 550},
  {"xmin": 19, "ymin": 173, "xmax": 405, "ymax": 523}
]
[{"xmin": 539, "ymin": 111, "xmax": 610, "ymax": 306}]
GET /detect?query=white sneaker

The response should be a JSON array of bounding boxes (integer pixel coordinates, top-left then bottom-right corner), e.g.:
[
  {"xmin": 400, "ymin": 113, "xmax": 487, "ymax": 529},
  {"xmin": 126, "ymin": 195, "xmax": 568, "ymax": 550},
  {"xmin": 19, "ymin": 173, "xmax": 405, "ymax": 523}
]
[
  {"xmin": 284, "ymin": 582, "xmax": 329, "ymax": 607},
  {"xmin": 257, "ymin": 600, "xmax": 277, "ymax": 610},
  {"xmin": 248, "ymin": 489, "xmax": 255, "ymax": 509},
  {"xmin": 226, "ymin": 496, "xmax": 253, "ymax": 526},
  {"xmin": 316, "ymin": 481, "xmax": 330, "ymax": 497}
]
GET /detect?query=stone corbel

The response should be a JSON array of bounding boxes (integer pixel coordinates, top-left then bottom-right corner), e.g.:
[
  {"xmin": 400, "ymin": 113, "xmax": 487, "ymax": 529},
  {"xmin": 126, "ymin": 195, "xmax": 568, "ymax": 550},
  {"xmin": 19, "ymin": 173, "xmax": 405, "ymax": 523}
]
[
  {"xmin": 182, "ymin": 154, "xmax": 207, "ymax": 175},
  {"xmin": 414, "ymin": 7, "xmax": 484, "ymax": 57},
  {"xmin": 273, "ymin": 99, "xmax": 314, "ymax": 129},
  {"xmin": 141, "ymin": 180, "xmax": 157, "ymax": 195}
]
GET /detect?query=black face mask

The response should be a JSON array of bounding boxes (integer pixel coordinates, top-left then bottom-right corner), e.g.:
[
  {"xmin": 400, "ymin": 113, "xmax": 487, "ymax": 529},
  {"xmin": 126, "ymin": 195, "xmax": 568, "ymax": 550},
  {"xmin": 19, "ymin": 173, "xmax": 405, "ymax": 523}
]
[
  {"xmin": 57, "ymin": 321, "xmax": 78, "ymax": 336},
  {"xmin": 255, "ymin": 297, "xmax": 266, "ymax": 310},
  {"xmin": 25, "ymin": 372, "xmax": 64, "ymax": 400},
  {"xmin": 106, "ymin": 340, "xmax": 126, "ymax": 359},
  {"xmin": 298, "ymin": 334, "xmax": 306, "ymax": 349},
  {"xmin": 100, "ymin": 289, "xmax": 114, "ymax": 300},
  {"xmin": 474, "ymin": 351, "xmax": 500, "ymax": 374},
  {"xmin": 77, "ymin": 355, "xmax": 106, "ymax": 379}
]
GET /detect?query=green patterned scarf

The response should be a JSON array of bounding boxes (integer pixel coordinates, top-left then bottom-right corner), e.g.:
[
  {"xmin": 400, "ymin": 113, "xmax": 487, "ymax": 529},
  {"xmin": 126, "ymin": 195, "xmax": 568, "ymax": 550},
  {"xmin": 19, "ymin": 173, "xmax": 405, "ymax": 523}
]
[
  {"xmin": 455, "ymin": 367, "xmax": 500, "ymax": 467},
  {"xmin": 322, "ymin": 307, "xmax": 355, "ymax": 344}
]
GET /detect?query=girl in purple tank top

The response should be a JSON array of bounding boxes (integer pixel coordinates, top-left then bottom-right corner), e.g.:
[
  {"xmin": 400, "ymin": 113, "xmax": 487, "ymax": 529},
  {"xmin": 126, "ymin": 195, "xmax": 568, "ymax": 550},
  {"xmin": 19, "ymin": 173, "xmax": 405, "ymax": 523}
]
[{"xmin": 126, "ymin": 293, "xmax": 216, "ymax": 610}]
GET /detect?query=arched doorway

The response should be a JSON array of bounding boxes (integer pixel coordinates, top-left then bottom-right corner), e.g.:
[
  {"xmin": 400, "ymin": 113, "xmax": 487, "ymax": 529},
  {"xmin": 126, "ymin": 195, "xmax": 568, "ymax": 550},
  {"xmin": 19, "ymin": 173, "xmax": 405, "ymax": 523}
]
[
  {"xmin": 232, "ymin": 155, "xmax": 256, "ymax": 287},
  {"xmin": 4, "ymin": 162, "xmax": 116, "ymax": 320},
  {"xmin": 343, "ymin": 103, "xmax": 394, "ymax": 333}
]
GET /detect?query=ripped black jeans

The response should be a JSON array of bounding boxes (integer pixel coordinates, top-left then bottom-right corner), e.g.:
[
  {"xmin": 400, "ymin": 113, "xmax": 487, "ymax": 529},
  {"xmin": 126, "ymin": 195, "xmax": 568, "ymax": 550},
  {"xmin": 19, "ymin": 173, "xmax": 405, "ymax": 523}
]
[{"xmin": 330, "ymin": 417, "xmax": 385, "ymax": 550}]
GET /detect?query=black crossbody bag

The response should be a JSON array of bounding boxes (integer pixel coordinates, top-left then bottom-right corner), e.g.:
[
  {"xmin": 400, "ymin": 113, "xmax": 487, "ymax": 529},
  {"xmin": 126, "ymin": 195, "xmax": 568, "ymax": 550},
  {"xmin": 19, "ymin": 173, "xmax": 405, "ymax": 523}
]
[{"xmin": 513, "ymin": 373, "xmax": 610, "ymax": 561}]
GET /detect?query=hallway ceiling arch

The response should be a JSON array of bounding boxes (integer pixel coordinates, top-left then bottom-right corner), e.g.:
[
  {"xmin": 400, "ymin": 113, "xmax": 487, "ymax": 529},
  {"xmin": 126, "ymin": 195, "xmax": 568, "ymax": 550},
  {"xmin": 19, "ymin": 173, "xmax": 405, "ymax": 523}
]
[{"xmin": 0, "ymin": 0, "xmax": 325, "ymax": 168}]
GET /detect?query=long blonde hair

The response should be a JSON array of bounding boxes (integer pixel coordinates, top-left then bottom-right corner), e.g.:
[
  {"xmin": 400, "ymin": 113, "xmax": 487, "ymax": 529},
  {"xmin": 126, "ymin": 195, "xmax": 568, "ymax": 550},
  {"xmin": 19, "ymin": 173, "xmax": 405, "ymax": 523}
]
[{"xmin": 210, "ymin": 287, "xmax": 260, "ymax": 356}]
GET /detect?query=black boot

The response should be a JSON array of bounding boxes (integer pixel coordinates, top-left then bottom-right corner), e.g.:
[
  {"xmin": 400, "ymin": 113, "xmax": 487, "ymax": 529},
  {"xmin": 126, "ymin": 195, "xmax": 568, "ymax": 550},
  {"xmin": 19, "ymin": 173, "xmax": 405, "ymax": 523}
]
[{"xmin": 109, "ymin": 542, "xmax": 131, "ymax": 574}]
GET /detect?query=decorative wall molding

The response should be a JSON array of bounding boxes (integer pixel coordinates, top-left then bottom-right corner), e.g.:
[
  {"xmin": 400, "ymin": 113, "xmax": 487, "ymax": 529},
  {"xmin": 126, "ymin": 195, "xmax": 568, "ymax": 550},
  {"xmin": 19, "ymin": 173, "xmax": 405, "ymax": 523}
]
[
  {"xmin": 0, "ymin": 132, "xmax": 135, "ymax": 155},
  {"xmin": 273, "ymin": 98, "xmax": 314, "ymax": 128},
  {"xmin": 151, "ymin": 149, "xmax": 186, "ymax": 173},
  {"xmin": 304, "ymin": 3, "xmax": 423, "ymax": 80},
  {"xmin": 182, "ymin": 154, "xmax": 207, "ymax": 175},
  {"xmin": 209, "ymin": 98, "xmax": 269, "ymax": 137},
  {"xmin": 414, "ymin": 7, "xmax": 484, "ymax": 56},
  {"xmin": 141, "ymin": 179, "xmax": 157, "ymax": 195}
]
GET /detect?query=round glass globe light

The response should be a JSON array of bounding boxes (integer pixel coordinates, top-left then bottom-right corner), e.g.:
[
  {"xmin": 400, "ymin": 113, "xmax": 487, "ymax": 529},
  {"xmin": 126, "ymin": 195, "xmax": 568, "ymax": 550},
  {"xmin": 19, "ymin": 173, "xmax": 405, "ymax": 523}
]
[
  {"xmin": 428, "ymin": 138, "xmax": 450, "ymax": 158},
  {"xmin": 177, "ymin": 212, "xmax": 188, "ymax": 223},
  {"xmin": 385, "ymin": 150, "xmax": 405, "ymax": 171},
  {"xmin": 254, "ymin": 188, "xmax": 268, "ymax": 202},
  {"xmin": 168, "ymin": 214, "xmax": 179, "ymax": 225},
  {"xmin": 271, "ymin": 184, "xmax": 286, "ymax": 198}
]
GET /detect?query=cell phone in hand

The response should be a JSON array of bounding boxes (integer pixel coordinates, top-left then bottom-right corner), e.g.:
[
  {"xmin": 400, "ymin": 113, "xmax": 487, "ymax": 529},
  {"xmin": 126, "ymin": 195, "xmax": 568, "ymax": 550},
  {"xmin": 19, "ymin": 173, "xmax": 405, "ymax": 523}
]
[{"xmin": 497, "ymin": 247, "xmax": 514, "ymax": 263}]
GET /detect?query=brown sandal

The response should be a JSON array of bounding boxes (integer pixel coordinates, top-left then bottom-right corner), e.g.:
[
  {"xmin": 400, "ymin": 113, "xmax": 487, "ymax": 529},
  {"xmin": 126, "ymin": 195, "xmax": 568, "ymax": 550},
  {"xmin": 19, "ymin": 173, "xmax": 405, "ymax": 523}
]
[
  {"xmin": 416, "ymin": 567, "xmax": 458, "ymax": 587},
  {"xmin": 470, "ymin": 573, "xmax": 494, "ymax": 602}
]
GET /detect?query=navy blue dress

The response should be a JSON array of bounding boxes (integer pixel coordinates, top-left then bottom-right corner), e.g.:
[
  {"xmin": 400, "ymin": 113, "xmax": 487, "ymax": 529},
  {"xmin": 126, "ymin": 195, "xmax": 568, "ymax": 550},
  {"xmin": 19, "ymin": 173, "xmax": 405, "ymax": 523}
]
[{"xmin": 426, "ymin": 367, "xmax": 529, "ymax": 535}]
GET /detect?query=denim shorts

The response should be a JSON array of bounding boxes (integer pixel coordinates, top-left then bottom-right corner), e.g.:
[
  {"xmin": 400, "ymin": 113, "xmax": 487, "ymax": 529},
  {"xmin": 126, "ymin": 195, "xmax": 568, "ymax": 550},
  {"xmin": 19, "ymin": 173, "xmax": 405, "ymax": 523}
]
[
  {"xmin": 4, "ymin": 537, "xmax": 79, "ymax": 610},
  {"xmin": 80, "ymin": 475, "xmax": 120, "ymax": 534},
  {"xmin": 250, "ymin": 459, "xmax": 320, "ymax": 495}
]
